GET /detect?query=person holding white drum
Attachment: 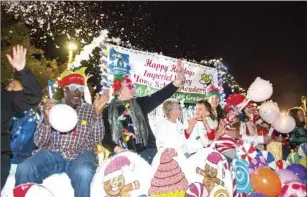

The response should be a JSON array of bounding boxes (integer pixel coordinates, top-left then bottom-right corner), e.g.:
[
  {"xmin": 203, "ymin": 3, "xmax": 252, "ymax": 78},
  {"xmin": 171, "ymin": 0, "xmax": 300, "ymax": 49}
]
[
  {"xmin": 14, "ymin": 71, "xmax": 109, "ymax": 197},
  {"xmin": 184, "ymin": 100, "xmax": 218, "ymax": 157}
]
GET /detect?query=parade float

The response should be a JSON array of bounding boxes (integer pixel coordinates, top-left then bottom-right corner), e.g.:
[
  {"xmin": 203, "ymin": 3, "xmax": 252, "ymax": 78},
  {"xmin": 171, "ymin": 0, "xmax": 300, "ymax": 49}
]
[{"xmin": 2, "ymin": 32, "xmax": 307, "ymax": 197}]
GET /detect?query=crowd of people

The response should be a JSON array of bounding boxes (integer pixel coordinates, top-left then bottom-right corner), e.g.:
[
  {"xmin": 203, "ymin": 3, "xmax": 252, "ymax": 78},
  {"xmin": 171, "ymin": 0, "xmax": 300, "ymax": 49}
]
[{"xmin": 1, "ymin": 45, "xmax": 306, "ymax": 197}]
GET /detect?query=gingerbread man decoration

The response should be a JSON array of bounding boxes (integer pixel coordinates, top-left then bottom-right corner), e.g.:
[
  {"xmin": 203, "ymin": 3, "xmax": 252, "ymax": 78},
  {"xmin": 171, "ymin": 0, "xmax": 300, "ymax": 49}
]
[
  {"xmin": 196, "ymin": 152, "xmax": 225, "ymax": 192},
  {"xmin": 103, "ymin": 156, "xmax": 140, "ymax": 197}
]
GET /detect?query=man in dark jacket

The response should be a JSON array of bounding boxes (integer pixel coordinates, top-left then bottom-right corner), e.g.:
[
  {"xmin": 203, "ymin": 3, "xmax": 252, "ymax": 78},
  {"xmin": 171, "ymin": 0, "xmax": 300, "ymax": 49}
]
[
  {"xmin": 1, "ymin": 45, "xmax": 42, "ymax": 189},
  {"xmin": 102, "ymin": 59, "xmax": 185, "ymax": 164}
]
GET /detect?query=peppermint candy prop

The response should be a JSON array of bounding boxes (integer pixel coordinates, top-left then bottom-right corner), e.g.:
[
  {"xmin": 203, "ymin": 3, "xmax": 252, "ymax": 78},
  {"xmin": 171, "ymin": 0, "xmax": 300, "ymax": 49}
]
[
  {"xmin": 185, "ymin": 182, "xmax": 209, "ymax": 197},
  {"xmin": 237, "ymin": 141, "xmax": 257, "ymax": 163},
  {"xmin": 286, "ymin": 152, "xmax": 302, "ymax": 164},
  {"xmin": 298, "ymin": 143, "xmax": 307, "ymax": 158},
  {"xmin": 209, "ymin": 185, "xmax": 230, "ymax": 197}
]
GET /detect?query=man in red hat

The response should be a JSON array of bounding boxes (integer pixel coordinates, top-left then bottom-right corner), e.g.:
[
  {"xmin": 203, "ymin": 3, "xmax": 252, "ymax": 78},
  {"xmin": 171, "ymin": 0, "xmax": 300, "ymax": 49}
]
[
  {"xmin": 102, "ymin": 59, "xmax": 185, "ymax": 164},
  {"xmin": 15, "ymin": 70, "xmax": 109, "ymax": 197}
]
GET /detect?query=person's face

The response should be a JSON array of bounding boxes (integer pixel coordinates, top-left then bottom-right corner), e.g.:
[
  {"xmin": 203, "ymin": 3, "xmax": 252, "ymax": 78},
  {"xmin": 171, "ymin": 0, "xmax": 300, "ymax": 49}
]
[
  {"xmin": 244, "ymin": 106, "xmax": 257, "ymax": 116},
  {"xmin": 169, "ymin": 103, "xmax": 182, "ymax": 118},
  {"xmin": 195, "ymin": 104, "xmax": 210, "ymax": 118},
  {"xmin": 64, "ymin": 84, "xmax": 85, "ymax": 107},
  {"xmin": 6, "ymin": 80, "xmax": 23, "ymax": 91},
  {"xmin": 208, "ymin": 95, "xmax": 220, "ymax": 109},
  {"xmin": 118, "ymin": 80, "xmax": 135, "ymax": 100},
  {"xmin": 297, "ymin": 110, "xmax": 305, "ymax": 123}
]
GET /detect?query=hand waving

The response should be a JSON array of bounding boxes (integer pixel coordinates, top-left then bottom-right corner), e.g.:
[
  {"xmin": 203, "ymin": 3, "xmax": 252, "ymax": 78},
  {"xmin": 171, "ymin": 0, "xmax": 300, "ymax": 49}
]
[
  {"xmin": 173, "ymin": 59, "xmax": 185, "ymax": 88},
  {"xmin": 6, "ymin": 44, "xmax": 27, "ymax": 71},
  {"xmin": 93, "ymin": 92, "xmax": 110, "ymax": 116}
]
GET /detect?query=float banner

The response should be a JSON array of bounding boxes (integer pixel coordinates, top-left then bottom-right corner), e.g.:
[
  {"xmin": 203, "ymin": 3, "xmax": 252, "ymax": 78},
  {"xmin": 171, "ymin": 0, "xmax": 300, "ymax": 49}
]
[{"xmin": 106, "ymin": 44, "xmax": 218, "ymax": 103}]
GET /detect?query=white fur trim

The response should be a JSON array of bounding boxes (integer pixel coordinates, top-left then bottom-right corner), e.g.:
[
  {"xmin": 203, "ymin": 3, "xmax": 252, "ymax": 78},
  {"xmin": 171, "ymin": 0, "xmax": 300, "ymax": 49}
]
[
  {"xmin": 206, "ymin": 160, "xmax": 218, "ymax": 169},
  {"xmin": 103, "ymin": 170, "xmax": 122, "ymax": 182}
]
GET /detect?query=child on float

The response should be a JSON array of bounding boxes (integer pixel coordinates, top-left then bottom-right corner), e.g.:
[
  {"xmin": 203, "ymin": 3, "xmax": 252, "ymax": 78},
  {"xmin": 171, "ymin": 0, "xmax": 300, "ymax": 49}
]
[
  {"xmin": 206, "ymin": 85, "xmax": 225, "ymax": 123},
  {"xmin": 215, "ymin": 94, "xmax": 272, "ymax": 161},
  {"xmin": 183, "ymin": 100, "xmax": 218, "ymax": 157},
  {"xmin": 154, "ymin": 99, "xmax": 185, "ymax": 153}
]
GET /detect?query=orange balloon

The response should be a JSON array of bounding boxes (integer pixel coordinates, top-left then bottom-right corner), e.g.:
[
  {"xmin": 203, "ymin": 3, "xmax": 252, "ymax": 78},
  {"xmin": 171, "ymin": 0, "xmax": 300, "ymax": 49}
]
[{"xmin": 250, "ymin": 167, "xmax": 282, "ymax": 197}]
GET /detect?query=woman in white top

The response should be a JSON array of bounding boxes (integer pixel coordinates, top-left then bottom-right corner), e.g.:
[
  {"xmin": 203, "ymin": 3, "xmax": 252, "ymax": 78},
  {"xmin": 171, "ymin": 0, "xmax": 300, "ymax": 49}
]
[{"xmin": 155, "ymin": 99, "xmax": 185, "ymax": 153}]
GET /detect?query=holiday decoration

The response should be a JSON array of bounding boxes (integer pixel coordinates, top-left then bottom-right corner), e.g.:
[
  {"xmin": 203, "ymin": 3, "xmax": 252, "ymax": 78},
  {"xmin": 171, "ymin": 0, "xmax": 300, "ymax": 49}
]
[
  {"xmin": 188, "ymin": 148, "xmax": 233, "ymax": 195},
  {"xmin": 279, "ymin": 181, "xmax": 307, "ymax": 197},
  {"xmin": 13, "ymin": 183, "xmax": 55, "ymax": 197},
  {"xmin": 247, "ymin": 77, "xmax": 273, "ymax": 103},
  {"xmin": 258, "ymin": 101, "xmax": 280, "ymax": 124},
  {"xmin": 149, "ymin": 148, "xmax": 188, "ymax": 197},
  {"xmin": 185, "ymin": 182, "xmax": 209, "ymax": 197},
  {"xmin": 232, "ymin": 158, "xmax": 252, "ymax": 195},
  {"xmin": 276, "ymin": 169, "xmax": 300, "ymax": 185},
  {"xmin": 237, "ymin": 141, "xmax": 257, "ymax": 163},
  {"xmin": 272, "ymin": 115, "xmax": 296, "ymax": 134},
  {"xmin": 256, "ymin": 151, "xmax": 277, "ymax": 171},
  {"xmin": 91, "ymin": 151, "xmax": 151, "ymax": 197},
  {"xmin": 299, "ymin": 157, "xmax": 307, "ymax": 168},
  {"xmin": 276, "ymin": 160, "xmax": 288, "ymax": 170},
  {"xmin": 286, "ymin": 163, "xmax": 307, "ymax": 181},
  {"xmin": 298, "ymin": 143, "xmax": 307, "ymax": 158},
  {"xmin": 286, "ymin": 152, "xmax": 302, "ymax": 164},
  {"xmin": 249, "ymin": 156, "xmax": 268, "ymax": 174},
  {"xmin": 250, "ymin": 168, "xmax": 281, "ymax": 197},
  {"xmin": 209, "ymin": 185, "xmax": 230, "ymax": 197},
  {"xmin": 266, "ymin": 142, "xmax": 282, "ymax": 161},
  {"xmin": 48, "ymin": 104, "xmax": 78, "ymax": 133}
]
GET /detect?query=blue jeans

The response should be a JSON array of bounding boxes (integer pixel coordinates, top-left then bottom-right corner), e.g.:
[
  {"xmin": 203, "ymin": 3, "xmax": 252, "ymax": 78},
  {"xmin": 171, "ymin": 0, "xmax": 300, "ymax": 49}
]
[{"xmin": 15, "ymin": 150, "xmax": 96, "ymax": 197}]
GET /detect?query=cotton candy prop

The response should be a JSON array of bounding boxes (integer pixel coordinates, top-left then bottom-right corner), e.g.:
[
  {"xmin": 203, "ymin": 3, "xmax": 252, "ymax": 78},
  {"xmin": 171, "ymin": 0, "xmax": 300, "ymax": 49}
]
[
  {"xmin": 279, "ymin": 181, "xmax": 307, "ymax": 197},
  {"xmin": 272, "ymin": 115, "xmax": 296, "ymax": 134},
  {"xmin": 259, "ymin": 101, "xmax": 280, "ymax": 124},
  {"xmin": 247, "ymin": 77, "xmax": 273, "ymax": 102},
  {"xmin": 49, "ymin": 104, "xmax": 78, "ymax": 132},
  {"xmin": 276, "ymin": 169, "xmax": 300, "ymax": 185}
]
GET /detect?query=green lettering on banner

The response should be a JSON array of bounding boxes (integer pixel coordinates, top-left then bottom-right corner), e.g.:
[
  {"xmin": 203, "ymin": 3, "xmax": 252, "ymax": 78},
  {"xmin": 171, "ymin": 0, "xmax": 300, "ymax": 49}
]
[{"xmin": 135, "ymin": 83, "xmax": 205, "ymax": 104}]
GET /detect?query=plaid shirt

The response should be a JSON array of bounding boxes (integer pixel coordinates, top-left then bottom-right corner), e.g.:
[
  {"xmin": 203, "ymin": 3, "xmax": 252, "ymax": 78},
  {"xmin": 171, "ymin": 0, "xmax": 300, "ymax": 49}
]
[{"xmin": 34, "ymin": 103, "xmax": 105, "ymax": 160}]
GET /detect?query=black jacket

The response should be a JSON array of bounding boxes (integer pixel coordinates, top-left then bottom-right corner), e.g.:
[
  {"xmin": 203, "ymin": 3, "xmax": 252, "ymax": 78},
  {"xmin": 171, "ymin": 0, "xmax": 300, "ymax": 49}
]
[
  {"xmin": 102, "ymin": 82, "xmax": 178, "ymax": 153},
  {"xmin": 1, "ymin": 67, "xmax": 42, "ymax": 155}
]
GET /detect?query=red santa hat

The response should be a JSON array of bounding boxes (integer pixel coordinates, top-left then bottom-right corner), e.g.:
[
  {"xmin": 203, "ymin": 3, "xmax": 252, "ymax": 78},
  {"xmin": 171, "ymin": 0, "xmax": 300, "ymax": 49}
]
[
  {"xmin": 58, "ymin": 73, "xmax": 85, "ymax": 87},
  {"xmin": 103, "ymin": 156, "xmax": 134, "ymax": 182},
  {"xmin": 225, "ymin": 94, "xmax": 249, "ymax": 112},
  {"xmin": 206, "ymin": 152, "xmax": 224, "ymax": 169}
]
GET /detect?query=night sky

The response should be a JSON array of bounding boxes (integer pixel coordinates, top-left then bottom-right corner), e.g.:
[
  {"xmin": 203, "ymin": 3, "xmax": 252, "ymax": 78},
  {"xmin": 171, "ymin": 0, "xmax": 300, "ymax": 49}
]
[
  {"xmin": 128, "ymin": 1, "xmax": 307, "ymax": 111},
  {"xmin": 12, "ymin": 1, "xmax": 305, "ymax": 111}
]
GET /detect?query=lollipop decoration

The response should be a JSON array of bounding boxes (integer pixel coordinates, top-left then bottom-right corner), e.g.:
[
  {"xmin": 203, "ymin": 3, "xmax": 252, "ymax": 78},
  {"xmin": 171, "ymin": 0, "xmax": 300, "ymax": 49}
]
[
  {"xmin": 258, "ymin": 101, "xmax": 280, "ymax": 124},
  {"xmin": 232, "ymin": 158, "xmax": 252, "ymax": 194},
  {"xmin": 272, "ymin": 115, "xmax": 296, "ymax": 134}
]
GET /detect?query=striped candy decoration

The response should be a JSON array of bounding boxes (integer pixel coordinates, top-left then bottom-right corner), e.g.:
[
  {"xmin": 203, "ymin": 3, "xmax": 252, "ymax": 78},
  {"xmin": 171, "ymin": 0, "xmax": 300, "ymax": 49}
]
[
  {"xmin": 257, "ymin": 151, "xmax": 277, "ymax": 170},
  {"xmin": 237, "ymin": 141, "xmax": 257, "ymax": 163},
  {"xmin": 249, "ymin": 155, "xmax": 268, "ymax": 174},
  {"xmin": 298, "ymin": 143, "xmax": 307, "ymax": 158},
  {"xmin": 286, "ymin": 152, "xmax": 302, "ymax": 165},
  {"xmin": 185, "ymin": 182, "xmax": 209, "ymax": 197}
]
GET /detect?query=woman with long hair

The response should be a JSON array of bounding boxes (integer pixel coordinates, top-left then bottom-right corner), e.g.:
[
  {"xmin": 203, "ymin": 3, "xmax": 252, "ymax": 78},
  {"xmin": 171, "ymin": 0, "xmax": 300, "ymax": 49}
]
[{"xmin": 288, "ymin": 107, "xmax": 307, "ymax": 147}]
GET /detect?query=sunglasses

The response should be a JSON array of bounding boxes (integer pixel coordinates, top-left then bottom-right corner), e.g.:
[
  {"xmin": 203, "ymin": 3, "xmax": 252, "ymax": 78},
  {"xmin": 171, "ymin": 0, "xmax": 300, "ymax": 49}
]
[{"xmin": 65, "ymin": 84, "xmax": 85, "ymax": 92}]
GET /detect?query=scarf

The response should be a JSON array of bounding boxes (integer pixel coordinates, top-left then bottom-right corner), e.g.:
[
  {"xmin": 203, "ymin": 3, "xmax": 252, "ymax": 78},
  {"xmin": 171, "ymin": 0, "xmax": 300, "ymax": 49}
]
[{"xmin": 108, "ymin": 98, "xmax": 151, "ymax": 146}]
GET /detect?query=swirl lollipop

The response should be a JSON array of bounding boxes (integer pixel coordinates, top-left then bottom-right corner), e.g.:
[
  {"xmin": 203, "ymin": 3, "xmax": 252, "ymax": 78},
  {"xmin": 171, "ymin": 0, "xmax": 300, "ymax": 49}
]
[
  {"xmin": 232, "ymin": 158, "xmax": 252, "ymax": 194},
  {"xmin": 209, "ymin": 185, "xmax": 230, "ymax": 197},
  {"xmin": 185, "ymin": 182, "xmax": 209, "ymax": 197}
]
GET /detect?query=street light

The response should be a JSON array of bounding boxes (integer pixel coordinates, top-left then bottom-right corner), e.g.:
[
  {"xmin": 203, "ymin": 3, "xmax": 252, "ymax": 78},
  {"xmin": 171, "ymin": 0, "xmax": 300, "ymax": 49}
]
[{"xmin": 67, "ymin": 42, "xmax": 77, "ymax": 69}]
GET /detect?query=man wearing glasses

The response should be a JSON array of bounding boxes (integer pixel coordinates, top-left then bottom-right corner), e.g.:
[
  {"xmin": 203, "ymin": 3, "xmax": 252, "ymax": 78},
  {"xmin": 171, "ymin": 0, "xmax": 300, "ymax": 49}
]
[
  {"xmin": 102, "ymin": 60, "xmax": 185, "ymax": 164},
  {"xmin": 14, "ymin": 72, "xmax": 109, "ymax": 197}
]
